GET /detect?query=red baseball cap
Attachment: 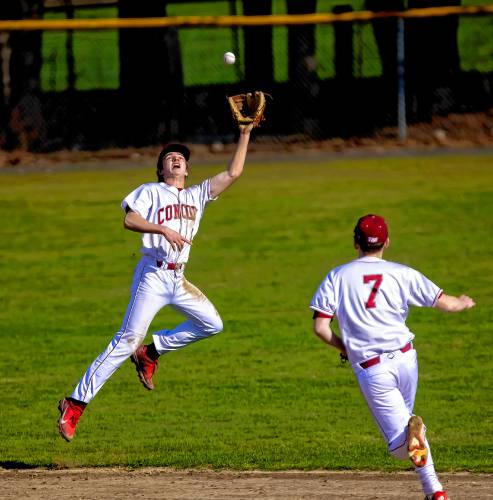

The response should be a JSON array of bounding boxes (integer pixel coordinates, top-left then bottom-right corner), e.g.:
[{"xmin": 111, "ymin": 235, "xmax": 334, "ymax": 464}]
[{"xmin": 354, "ymin": 214, "xmax": 388, "ymax": 246}]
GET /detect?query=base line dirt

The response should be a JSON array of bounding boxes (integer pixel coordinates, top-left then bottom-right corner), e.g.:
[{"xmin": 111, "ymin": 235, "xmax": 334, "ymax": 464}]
[{"xmin": 1, "ymin": 469, "xmax": 492, "ymax": 499}]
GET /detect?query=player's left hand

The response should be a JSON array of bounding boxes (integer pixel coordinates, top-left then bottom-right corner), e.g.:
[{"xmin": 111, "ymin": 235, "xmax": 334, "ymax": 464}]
[{"xmin": 227, "ymin": 91, "xmax": 271, "ymax": 130}]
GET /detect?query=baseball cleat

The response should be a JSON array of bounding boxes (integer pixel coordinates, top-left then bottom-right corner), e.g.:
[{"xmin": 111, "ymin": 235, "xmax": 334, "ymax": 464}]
[
  {"xmin": 424, "ymin": 491, "xmax": 448, "ymax": 500},
  {"xmin": 131, "ymin": 345, "xmax": 159, "ymax": 390},
  {"xmin": 408, "ymin": 415, "xmax": 428, "ymax": 467},
  {"xmin": 58, "ymin": 397, "xmax": 86, "ymax": 442}
]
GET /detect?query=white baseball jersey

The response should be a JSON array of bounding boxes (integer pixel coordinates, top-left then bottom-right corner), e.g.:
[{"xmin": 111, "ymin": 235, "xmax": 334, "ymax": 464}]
[
  {"xmin": 310, "ymin": 255, "xmax": 446, "ymax": 495},
  {"xmin": 72, "ymin": 178, "xmax": 222, "ymax": 404},
  {"xmin": 121, "ymin": 179, "xmax": 216, "ymax": 264},
  {"xmin": 310, "ymin": 256, "xmax": 442, "ymax": 364}
]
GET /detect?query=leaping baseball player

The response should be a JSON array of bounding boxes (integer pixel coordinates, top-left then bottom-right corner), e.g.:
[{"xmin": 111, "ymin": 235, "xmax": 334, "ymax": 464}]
[
  {"xmin": 58, "ymin": 122, "xmax": 255, "ymax": 441},
  {"xmin": 309, "ymin": 214, "xmax": 475, "ymax": 500}
]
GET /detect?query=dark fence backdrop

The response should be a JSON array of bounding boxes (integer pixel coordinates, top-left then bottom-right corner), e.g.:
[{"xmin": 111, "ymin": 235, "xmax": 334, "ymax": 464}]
[{"xmin": 0, "ymin": 0, "xmax": 492, "ymax": 152}]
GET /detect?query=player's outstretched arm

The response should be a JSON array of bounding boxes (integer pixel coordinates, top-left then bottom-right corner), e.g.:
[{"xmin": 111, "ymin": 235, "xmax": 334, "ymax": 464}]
[
  {"xmin": 124, "ymin": 209, "xmax": 191, "ymax": 251},
  {"xmin": 313, "ymin": 317, "xmax": 347, "ymax": 355},
  {"xmin": 209, "ymin": 123, "xmax": 254, "ymax": 198},
  {"xmin": 434, "ymin": 293, "xmax": 475, "ymax": 312}
]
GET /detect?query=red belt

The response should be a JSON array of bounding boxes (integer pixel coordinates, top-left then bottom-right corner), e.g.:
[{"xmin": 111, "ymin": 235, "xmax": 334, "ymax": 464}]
[
  {"xmin": 360, "ymin": 342, "xmax": 413, "ymax": 369},
  {"xmin": 156, "ymin": 261, "xmax": 184, "ymax": 270}
]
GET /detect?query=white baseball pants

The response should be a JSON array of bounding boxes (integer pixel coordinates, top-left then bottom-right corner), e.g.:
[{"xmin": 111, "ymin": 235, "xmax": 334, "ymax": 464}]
[
  {"xmin": 354, "ymin": 348, "xmax": 443, "ymax": 495},
  {"xmin": 71, "ymin": 257, "xmax": 223, "ymax": 403}
]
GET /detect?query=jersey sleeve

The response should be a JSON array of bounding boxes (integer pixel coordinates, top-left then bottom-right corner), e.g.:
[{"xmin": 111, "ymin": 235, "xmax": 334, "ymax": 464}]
[
  {"xmin": 407, "ymin": 268, "xmax": 443, "ymax": 307},
  {"xmin": 309, "ymin": 272, "xmax": 336, "ymax": 317},
  {"xmin": 121, "ymin": 184, "xmax": 153, "ymax": 219},
  {"xmin": 195, "ymin": 179, "xmax": 217, "ymax": 211}
]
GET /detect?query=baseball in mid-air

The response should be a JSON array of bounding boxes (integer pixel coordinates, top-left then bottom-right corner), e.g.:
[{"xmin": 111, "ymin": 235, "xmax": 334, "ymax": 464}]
[{"xmin": 223, "ymin": 51, "xmax": 236, "ymax": 65}]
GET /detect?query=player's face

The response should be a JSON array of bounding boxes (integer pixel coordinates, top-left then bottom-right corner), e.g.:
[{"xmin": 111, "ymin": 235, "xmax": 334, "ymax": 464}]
[{"xmin": 161, "ymin": 152, "xmax": 188, "ymax": 179}]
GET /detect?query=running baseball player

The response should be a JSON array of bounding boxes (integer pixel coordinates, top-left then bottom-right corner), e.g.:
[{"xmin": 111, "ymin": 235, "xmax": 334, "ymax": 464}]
[
  {"xmin": 58, "ymin": 122, "xmax": 255, "ymax": 441},
  {"xmin": 309, "ymin": 214, "xmax": 475, "ymax": 500}
]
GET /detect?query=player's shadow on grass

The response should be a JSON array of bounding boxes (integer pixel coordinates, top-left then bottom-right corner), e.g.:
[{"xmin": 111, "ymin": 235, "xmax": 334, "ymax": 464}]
[{"xmin": 0, "ymin": 461, "xmax": 37, "ymax": 469}]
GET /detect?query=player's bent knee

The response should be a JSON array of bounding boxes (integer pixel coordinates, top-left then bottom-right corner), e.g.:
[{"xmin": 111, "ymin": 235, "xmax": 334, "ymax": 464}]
[
  {"xmin": 202, "ymin": 315, "xmax": 223, "ymax": 335},
  {"xmin": 209, "ymin": 316, "xmax": 223, "ymax": 335},
  {"xmin": 192, "ymin": 314, "xmax": 223, "ymax": 336}
]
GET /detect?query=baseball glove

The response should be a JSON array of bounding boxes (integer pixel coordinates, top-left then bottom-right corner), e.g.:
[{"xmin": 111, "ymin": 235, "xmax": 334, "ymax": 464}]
[{"xmin": 227, "ymin": 91, "xmax": 271, "ymax": 128}]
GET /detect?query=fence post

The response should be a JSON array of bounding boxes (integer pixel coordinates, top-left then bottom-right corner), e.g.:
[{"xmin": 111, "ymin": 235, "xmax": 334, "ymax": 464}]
[
  {"xmin": 243, "ymin": 0, "xmax": 273, "ymax": 87},
  {"xmin": 396, "ymin": 16, "xmax": 407, "ymax": 141},
  {"xmin": 333, "ymin": 5, "xmax": 354, "ymax": 81}
]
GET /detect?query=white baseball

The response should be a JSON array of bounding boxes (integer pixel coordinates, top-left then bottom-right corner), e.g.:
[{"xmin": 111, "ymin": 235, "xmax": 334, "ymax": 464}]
[{"xmin": 223, "ymin": 52, "xmax": 236, "ymax": 65}]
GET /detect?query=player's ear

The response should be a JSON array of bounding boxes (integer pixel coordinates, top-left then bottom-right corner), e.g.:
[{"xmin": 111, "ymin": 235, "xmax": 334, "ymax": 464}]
[{"xmin": 384, "ymin": 237, "xmax": 390, "ymax": 248}]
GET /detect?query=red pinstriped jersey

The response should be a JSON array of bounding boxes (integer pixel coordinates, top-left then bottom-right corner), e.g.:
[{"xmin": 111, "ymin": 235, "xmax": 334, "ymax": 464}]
[{"xmin": 310, "ymin": 256, "xmax": 442, "ymax": 364}]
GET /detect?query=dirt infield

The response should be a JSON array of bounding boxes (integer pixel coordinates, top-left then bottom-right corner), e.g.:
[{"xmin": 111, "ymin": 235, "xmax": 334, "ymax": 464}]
[{"xmin": 1, "ymin": 469, "xmax": 492, "ymax": 499}]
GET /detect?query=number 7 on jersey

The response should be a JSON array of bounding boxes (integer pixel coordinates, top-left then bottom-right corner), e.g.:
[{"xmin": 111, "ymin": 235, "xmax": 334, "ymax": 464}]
[{"xmin": 363, "ymin": 274, "xmax": 383, "ymax": 309}]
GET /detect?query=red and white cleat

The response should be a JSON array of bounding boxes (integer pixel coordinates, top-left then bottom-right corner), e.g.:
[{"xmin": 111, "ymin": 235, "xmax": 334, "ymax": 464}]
[
  {"xmin": 424, "ymin": 491, "xmax": 448, "ymax": 500},
  {"xmin": 131, "ymin": 345, "xmax": 159, "ymax": 390},
  {"xmin": 58, "ymin": 397, "xmax": 86, "ymax": 442},
  {"xmin": 408, "ymin": 415, "xmax": 428, "ymax": 467}
]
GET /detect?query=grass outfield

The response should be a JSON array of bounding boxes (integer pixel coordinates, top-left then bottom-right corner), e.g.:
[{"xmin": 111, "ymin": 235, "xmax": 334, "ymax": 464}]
[{"xmin": 0, "ymin": 154, "xmax": 492, "ymax": 470}]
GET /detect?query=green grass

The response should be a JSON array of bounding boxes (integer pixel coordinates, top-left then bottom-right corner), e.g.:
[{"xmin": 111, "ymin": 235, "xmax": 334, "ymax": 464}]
[{"xmin": 0, "ymin": 154, "xmax": 492, "ymax": 470}]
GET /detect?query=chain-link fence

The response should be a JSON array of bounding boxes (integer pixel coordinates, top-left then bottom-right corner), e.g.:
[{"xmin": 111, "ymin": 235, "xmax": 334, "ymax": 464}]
[{"xmin": 0, "ymin": 2, "xmax": 492, "ymax": 152}]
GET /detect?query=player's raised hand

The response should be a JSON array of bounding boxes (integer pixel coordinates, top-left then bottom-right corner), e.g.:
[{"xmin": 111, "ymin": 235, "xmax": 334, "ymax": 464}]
[
  {"xmin": 239, "ymin": 122, "xmax": 254, "ymax": 134},
  {"xmin": 162, "ymin": 227, "xmax": 192, "ymax": 251}
]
